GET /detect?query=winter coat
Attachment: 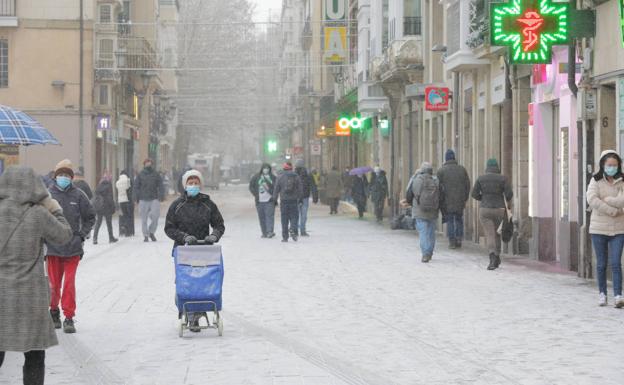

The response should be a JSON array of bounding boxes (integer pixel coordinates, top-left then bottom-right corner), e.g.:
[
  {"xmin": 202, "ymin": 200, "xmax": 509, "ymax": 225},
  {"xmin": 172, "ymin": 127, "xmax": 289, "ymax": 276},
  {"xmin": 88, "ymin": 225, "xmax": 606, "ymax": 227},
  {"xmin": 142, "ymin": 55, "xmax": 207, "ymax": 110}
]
[
  {"xmin": 587, "ymin": 177, "xmax": 624, "ymax": 236},
  {"xmin": 369, "ymin": 171, "xmax": 388, "ymax": 203},
  {"xmin": 249, "ymin": 165, "xmax": 277, "ymax": 203},
  {"xmin": 325, "ymin": 170, "xmax": 343, "ymax": 199},
  {"xmin": 0, "ymin": 167, "xmax": 73, "ymax": 352},
  {"xmin": 94, "ymin": 180, "xmax": 116, "ymax": 216},
  {"xmin": 352, "ymin": 175, "xmax": 369, "ymax": 205},
  {"xmin": 134, "ymin": 167, "xmax": 164, "ymax": 202},
  {"xmin": 437, "ymin": 160, "xmax": 471, "ymax": 214},
  {"xmin": 272, "ymin": 170, "xmax": 303, "ymax": 203},
  {"xmin": 342, "ymin": 172, "xmax": 354, "ymax": 189},
  {"xmin": 471, "ymin": 165, "xmax": 513, "ymax": 209},
  {"xmin": 116, "ymin": 174, "xmax": 131, "ymax": 204},
  {"xmin": 46, "ymin": 183, "xmax": 96, "ymax": 257},
  {"xmin": 409, "ymin": 171, "xmax": 439, "ymax": 221},
  {"xmin": 74, "ymin": 179, "xmax": 93, "ymax": 200},
  {"xmin": 296, "ymin": 167, "xmax": 319, "ymax": 202},
  {"xmin": 165, "ymin": 193, "xmax": 225, "ymax": 247}
]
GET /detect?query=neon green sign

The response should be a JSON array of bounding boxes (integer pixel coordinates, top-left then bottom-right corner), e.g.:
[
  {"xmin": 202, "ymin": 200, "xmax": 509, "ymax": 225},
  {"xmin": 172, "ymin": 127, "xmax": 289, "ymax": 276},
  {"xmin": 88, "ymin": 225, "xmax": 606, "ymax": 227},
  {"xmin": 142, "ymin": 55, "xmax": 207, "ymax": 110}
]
[
  {"xmin": 266, "ymin": 139, "xmax": 278, "ymax": 153},
  {"xmin": 620, "ymin": 0, "xmax": 624, "ymax": 48}
]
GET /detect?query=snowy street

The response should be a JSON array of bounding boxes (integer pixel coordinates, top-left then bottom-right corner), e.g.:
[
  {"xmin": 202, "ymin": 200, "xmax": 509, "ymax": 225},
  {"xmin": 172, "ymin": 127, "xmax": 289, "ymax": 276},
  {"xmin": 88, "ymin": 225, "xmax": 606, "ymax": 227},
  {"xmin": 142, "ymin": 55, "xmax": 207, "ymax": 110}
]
[{"xmin": 1, "ymin": 185, "xmax": 623, "ymax": 385}]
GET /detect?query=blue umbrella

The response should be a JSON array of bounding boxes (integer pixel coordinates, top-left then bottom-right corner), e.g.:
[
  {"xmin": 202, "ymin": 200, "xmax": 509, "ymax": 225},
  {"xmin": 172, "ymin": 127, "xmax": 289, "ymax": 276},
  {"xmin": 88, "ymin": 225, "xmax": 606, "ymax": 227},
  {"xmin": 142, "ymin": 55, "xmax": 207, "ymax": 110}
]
[{"xmin": 0, "ymin": 105, "xmax": 61, "ymax": 146}]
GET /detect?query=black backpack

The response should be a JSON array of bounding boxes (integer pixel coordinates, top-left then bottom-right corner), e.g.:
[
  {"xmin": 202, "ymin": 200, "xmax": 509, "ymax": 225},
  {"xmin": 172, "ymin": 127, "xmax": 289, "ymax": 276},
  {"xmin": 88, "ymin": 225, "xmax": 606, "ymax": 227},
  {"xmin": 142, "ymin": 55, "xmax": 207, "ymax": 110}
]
[{"xmin": 284, "ymin": 174, "xmax": 297, "ymax": 194}]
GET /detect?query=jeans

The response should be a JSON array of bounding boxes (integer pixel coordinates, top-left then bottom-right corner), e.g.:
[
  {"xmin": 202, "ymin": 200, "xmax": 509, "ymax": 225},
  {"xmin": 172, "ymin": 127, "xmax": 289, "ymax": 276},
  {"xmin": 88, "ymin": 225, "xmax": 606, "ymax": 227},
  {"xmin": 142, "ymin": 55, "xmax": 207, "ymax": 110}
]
[
  {"xmin": 446, "ymin": 213, "xmax": 464, "ymax": 242},
  {"xmin": 479, "ymin": 208, "xmax": 505, "ymax": 255},
  {"xmin": 280, "ymin": 200, "xmax": 300, "ymax": 240},
  {"xmin": 0, "ymin": 350, "xmax": 45, "ymax": 385},
  {"xmin": 256, "ymin": 201, "xmax": 275, "ymax": 236},
  {"xmin": 415, "ymin": 218, "xmax": 437, "ymax": 257},
  {"xmin": 299, "ymin": 198, "xmax": 310, "ymax": 232},
  {"xmin": 591, "ymin": 234, "xmax": 624, "ymax": 296},
  {"xmin": 93, "ymin": 213, "xmax": 114, "ymax": 241},
  {"xmin": 139, "ymin": 199, "xmax": 160, "ymax": 237}
]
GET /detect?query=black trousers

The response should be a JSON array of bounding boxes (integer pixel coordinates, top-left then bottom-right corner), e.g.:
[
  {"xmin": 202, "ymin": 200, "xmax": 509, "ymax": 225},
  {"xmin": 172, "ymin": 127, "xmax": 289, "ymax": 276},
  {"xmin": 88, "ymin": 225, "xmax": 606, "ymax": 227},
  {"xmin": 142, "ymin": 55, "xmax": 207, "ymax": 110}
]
[
  {"xmin": 280, "ymin": 200, "xmax": 299, "ymax": 240},
  {"xmin": 329, "ymin": 198, "xmax": 340, "ymax": 214},
  {"xmin": 0, "ymin": 350, "xmax": 45, "ymax": 385},
  {"xmin": 374, "ymin": 199, "xmax": 385, "ymax": 220},
  {"xmin": 119, "ymin": 202, "xmax": 134, "ymax": 236},
  {"xmin": 94, "ymin": 213, "xmax": 114, "ymax": 241}
]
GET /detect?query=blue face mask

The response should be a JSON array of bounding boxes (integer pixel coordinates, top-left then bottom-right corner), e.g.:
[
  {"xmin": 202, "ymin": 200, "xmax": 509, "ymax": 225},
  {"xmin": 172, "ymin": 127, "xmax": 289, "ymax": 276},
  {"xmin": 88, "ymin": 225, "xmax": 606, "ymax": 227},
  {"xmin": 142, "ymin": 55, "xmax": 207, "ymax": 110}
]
[
  {"xmin": 56, "ymin": 176, "xmax": 72, "ymax": 189},
  {"xmin": 186, "ymin": 186, "xmax": 200, "ymax": 197},
  {"xmin": 605, "ymin": 166, "xmax": 619, "ymax": 177}
]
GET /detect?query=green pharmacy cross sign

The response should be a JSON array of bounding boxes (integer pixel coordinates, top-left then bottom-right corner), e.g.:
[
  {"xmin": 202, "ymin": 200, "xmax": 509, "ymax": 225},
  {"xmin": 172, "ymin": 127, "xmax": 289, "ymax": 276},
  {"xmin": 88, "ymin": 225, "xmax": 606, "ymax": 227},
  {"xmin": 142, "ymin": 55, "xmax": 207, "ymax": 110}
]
[{"xmin": 490, "ymin": 0, "xmax": 570, "ymax": 64}]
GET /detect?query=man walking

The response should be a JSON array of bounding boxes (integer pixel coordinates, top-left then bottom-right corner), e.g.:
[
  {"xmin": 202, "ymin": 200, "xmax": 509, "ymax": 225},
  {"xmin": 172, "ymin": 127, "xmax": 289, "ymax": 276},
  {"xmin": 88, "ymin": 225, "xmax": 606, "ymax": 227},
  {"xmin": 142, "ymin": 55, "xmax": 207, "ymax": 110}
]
[
  {"xmin": 407, "ymin": 162, "xmax": 440, "ymax": 263},
  {"xmin": 325, "ymin": 166, "xmax": 343, "ymax": 215},
  {"xmin": 46, "ymin": 159, "xmax": 96, "ymax": 333},
  {"xmin": 295, "ymin": 159, "xmax": 318, "ymax": 236},
  {"xmin": 273, "ymin": 162, "xmax": 303, "ymax": 242},
  {"xmin": 369, "ymin": 166, "xmax": 389, "ymax": 222},
  {"xmin": 249, "ymin": 163, "xmax": 277, "ymax": 238},
  {"xmin": 437, "ymin": 149, "xmax": 471, "ymax": 249},
  {"xmin": 135, "ymin": 159, "xmax": 164, "ymax": 242}
]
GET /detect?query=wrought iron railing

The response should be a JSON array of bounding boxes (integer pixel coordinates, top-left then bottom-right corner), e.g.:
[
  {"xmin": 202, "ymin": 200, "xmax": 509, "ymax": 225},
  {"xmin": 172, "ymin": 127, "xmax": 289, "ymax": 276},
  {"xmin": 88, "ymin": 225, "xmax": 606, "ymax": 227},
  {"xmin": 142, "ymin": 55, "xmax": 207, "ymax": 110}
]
[{"xmin": 403, "ymin": 17, "xmax": 422, "ymax": 36}]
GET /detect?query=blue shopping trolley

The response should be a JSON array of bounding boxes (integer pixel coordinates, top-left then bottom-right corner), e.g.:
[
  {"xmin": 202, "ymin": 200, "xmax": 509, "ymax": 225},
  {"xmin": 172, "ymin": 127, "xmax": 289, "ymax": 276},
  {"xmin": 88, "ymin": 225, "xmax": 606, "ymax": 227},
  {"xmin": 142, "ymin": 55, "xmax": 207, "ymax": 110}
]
[{"xmin": 173, "ymin": 242, "xmax": 224, "ymax": 337}]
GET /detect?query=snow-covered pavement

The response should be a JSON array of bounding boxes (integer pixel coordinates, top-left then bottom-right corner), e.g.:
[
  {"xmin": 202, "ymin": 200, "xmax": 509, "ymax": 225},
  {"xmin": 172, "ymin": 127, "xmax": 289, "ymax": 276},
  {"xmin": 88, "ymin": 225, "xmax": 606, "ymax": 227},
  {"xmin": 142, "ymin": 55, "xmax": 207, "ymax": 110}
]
[{"xmin": 2, "ymin": 185, "xmax": 624, "ymax": 385}]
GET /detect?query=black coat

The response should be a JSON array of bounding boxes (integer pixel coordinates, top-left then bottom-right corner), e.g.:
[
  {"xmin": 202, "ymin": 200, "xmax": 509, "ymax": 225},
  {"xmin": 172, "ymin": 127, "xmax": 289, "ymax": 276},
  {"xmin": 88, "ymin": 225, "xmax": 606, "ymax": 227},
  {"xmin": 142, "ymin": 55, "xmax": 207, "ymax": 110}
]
[
  {"xmin": 74, "ymin": 180, "xmax": 93, "ymax": 200},
  {"xmin": 471, "ymin": 165, "xmax": 513, "ymax": 209},
  {"xmin": 94, "ymin": 180, "xmax": 116, "ymax": 216},
  {"xmin": 437, "ymin": 160, "xmax": 471, "ymax": 214},
  {"xmin": 46, "ymin": 183, "xmax": 96, "ymax": 257},
  {"xmin": 369, "ymin": 171, "xmax": 388, "ymax": 203},
  {"xmin": 352, "ymin": 175, "xmax": 369, "ymax": 204},
  {"xmin": 134, "ymin": 167, "xmax": 164, "ymax": 202},
  {"xmin": 165, "ymin": 193, "xmax": 225, "ymax": 247},
  {"xmin": 296, "ymin": 168, "xmax": 319, "ymax": 202}
]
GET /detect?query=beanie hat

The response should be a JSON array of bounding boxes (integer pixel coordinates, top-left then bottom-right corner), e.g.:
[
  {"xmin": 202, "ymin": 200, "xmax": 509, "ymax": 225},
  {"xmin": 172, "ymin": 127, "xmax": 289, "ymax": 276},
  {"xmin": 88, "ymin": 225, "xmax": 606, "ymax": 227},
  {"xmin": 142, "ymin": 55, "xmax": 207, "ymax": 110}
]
[
  {"xmin": 600, "ymin": 150, "xmax": 618, "ymax": 161},
  {"xmin": 54, "ymin": 159, "xmax": 74, "ymax": 178},
  {"xmin": 486, "ymin": 158, "xmax": 499, "ymax": 168},
  {"xmin": 295, "ymin": 158, "xmax": 305, "ymax": 168},
  {"xmin": 283, "ymin": 162, "xmax": 293, "ymax": 171},
  {"xmin": 182, "ymin": 169, "xmax": 204, "ymax": 187},
  {"xmin": 144, "ymin": 158, "xmax": 154, "ymax": 166},
  {"xmin": 445, "ymin": 149, "xmax": 456, "ymax": 161}
]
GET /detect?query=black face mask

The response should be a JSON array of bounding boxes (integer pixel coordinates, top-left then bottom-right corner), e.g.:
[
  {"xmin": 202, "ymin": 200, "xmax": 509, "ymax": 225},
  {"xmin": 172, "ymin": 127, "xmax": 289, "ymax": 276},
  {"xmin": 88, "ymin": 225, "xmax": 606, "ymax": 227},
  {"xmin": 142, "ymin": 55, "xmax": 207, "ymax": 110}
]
[{"xmin": 145, "ymin": 165, "xmax": 153, "ymax": 170}]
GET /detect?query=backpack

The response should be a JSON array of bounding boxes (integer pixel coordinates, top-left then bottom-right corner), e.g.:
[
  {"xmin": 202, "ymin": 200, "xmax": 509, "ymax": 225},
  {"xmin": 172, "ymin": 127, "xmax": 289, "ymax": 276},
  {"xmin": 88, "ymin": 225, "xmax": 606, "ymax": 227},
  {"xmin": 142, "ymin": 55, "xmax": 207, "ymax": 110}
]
[
  {"xmin": 419, "ymin": 176, "xmax": 440, "ymax": 212},
  {"xmin": 284, "ymin": 174, "xmax": 297, "ymax": 195}
]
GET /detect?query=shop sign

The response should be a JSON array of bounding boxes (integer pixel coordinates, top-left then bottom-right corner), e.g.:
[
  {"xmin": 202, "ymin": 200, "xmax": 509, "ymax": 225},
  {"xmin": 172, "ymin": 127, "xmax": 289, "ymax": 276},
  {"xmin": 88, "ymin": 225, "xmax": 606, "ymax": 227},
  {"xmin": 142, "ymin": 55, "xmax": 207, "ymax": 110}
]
[
  {"xmin": 490, "ymin": 0, "xmax": 570, "ymax": 64},
  {"xmin": 325, "ymin": 0, "xmax": 346, "ymax": 21},
  {"xmin": 425, "ymin": 87, "xmax": 450, "ymax": 111},
  {"xmin": 379, "ymin": 119, "xmax": 390, "ymax": 137},
  {"xmin": 620, "ymin": 0, "xmax": 624, "ymax": 48},
  {"xmin": 97, "ymin": 115, "xmax": 111, "ymax": 130},
  {"xmin": 324, "ymin": 27, "xmax": 347, "ymax": 63},
  {"xmin": 334, "ymin": 119, "xmax": 351, "ymax": 136},
  {"xmin": 311, "ymin": 142, "xmax": 322, "ymax": 155},
  {"xmin": 294, "ymin": 146, "xmax": 304, "ymax": 155}
]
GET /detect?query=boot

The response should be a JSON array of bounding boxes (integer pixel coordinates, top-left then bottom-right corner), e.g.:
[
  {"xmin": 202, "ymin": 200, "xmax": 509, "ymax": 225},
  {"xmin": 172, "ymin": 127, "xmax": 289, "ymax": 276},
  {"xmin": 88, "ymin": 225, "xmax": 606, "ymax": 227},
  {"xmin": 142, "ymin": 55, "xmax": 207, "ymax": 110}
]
[
  {"xmin": 487, "ymin": 253, "xmax": 497, "ymax": 270},
  {"xmin": 63, "ymin": 318, "xmax": 76, "ymax": 334},
  {"xmin": 449, "ymin": 240, "xmax": 457, "ymax": 249},
  {"xmin": 23, "ymin": 364, "xmax": 45, "ymax": 385},
  {"xmin": 494, "ymin": 254, "xmax": 502, "ymax": 268},
  {"xmin": 109, "ymin": 237, "xmax": 118, "ymax": 243},
  {"xmin": 50, "ymin": 309, "xmax": 61, "ymax": 329},
  {"xmin": 92, "ymin": 238, "xmax": 98, "ymax": 245},
  {"xmin": 149, "ymin": 234, "xmax": 157, "ymax": 242},
  {"xmin": 455, "ymin": 239, "xmax": 462, "ymax": 249}
]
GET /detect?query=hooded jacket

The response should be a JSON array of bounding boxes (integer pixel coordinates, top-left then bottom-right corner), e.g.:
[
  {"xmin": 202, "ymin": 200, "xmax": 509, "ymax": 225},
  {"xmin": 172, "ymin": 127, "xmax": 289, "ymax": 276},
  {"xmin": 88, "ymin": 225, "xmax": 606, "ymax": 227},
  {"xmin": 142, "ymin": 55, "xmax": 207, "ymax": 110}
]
[
  {"xmin": 409, "ymin": 165, "xmax": 439, "ymax": 221},
  {"xmin": 296, "ymin": 167, "xmax": 319, "ymax": 201},
  {"xmin": 116, "ymin": 174, "xmax": 131, "ymax": 203},
  {"xmin": 165, "ymin": 192, "xmax": 226, "ymax": 247},
  {"xmin": 471, "ymin": 162, "xmax": 513, "ymax": 209},
  {"xmin": 249, "ymin": 163, "xmax": 277, "ymax": 203},
  {"xmin": 0, "ymin": 167, "xmax": 73, "ymax": 351}
]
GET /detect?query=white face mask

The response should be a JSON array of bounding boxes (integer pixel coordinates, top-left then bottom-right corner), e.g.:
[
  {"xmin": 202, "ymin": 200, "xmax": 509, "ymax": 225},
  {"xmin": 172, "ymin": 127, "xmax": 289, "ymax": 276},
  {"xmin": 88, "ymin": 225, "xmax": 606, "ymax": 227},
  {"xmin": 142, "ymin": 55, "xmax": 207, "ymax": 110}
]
[{"xmin": 262, "ymin": 168, "xmax": 270, "ymax": 174}]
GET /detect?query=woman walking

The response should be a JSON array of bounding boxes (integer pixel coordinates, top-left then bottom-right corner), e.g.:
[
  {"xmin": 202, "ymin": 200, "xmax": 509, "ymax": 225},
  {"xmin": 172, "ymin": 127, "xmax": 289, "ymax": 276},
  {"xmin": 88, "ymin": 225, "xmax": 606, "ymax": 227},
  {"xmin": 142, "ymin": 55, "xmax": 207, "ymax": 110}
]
[
  {"xmin": 93, "ymin": 174, "xmax": 118, "ymax": 245},
  {"xmin": 0, "ymin": 166, "xmax": 73, "ymax": 385},
  {"xmin": 471, "ymin": 158, "xmax": 513, "ymax": 270},
  {"xmin": 352, "ymin": 174, "xmax": 369, "ymax": 219},
  {"xmin": 116, "ymin": 171, "xmax": 134, "ymax": 237},
  {"xmin": 587, "ymin": 150, "xmax": 624, "ymax": 308}
]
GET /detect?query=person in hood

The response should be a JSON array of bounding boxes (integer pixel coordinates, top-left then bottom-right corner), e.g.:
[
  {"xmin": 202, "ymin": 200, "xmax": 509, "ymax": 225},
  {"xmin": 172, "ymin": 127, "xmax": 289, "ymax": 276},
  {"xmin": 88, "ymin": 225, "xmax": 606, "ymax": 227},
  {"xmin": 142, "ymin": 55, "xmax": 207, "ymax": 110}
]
[
  {"xmin": 369, "ymin": 166, "xmax": 388, "ymax": 222},
  {"xmin": 135, "ymin": 159, "xmax": 164, "ymax": 242},
  {"xmin": 165, "ymin": 169, "xmax": 225, "ymax": 332},
  {"xmin": 46, "ymin": 159, "xmax": 96, "ymax": 334},
  {"xmin": 0, "ymin": 166, "xmax": 73, "ymax": 385},
  {"xmin": 249, "ymin": 163, "xmax": 277, "ymax": 238},
  {"xmin": 116, "ymin": 170, "xmax": 134, "ymax": 237},
  {"xmin": 437, "ymin": 149, "xmax": 471, "ymax": 249},
  {"xmin": 587, "ymin": 150, "xmax": 624, "ymax": 308},
  {"xmin": 73, "ymin": 171, "xmax": 93, "ymax": 200},
  {"xmin": 407, "ymin": 162, "xmax": 440, "ymax": 263},
  {"xmin": 92, "ymin": 172, "xmax": 118, "ymax": 245},
  {"xmin": 295, "ymin": 159, "xmax": 318, "ymax": 237},
  {"xmin": 325, "ymin": 166, "xmax": 343, "ymax": 215},
  {"xmin": 272, "ymin": 162, "xmax": 303, "ymax": 242},
  {"xmin": 472, "ymin": 158, "xmax": 513, "ymax": 271}
]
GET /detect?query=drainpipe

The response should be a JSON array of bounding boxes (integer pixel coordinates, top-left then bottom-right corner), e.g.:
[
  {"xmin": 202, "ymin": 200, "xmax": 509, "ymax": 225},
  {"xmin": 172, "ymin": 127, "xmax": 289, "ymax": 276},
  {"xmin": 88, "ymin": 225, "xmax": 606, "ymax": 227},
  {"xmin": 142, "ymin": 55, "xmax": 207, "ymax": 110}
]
[
  {"xmin": 79, "ymin": 0, "xmax": 85, "ymax": 173},
  {"xmin": 407, "ymin": 99, "xmax": 414, "ymax": 174},
  {"xmin": 568, "ymin": 43, "xmax": 578, "ymax": 98},
  {"xmin": 503, "ymin": 59, "xmax": 513, "ymax": 178},
  {"xmin": 453, "ymin": 72, "xmax": 460, "ymax": 152}
]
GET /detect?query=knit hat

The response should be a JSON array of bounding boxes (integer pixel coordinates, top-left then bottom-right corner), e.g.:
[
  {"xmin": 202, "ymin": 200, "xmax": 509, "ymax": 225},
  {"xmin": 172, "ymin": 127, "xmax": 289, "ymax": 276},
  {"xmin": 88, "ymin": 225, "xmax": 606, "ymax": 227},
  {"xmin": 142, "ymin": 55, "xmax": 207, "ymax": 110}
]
[
  {"xmin": 182, "ymin": 169, "xmax": 204, "ymax": 187},
  {"xmin": 283, "ymin": 162, "xmax": 293, "ymax": 171},
  {"xmin": 54, "ymin": 159, "xmax": 74, "ymax": 178},
  {"xmin": 144, "ymin": 158, "xmax": 154, "ymax": 166},
  {"xmin": 295, "ymin": 158, "xmax": 305, "ymax": 168},
  {"xmin": 486, "ymin": 158, "xmax": 499, "ymax": 168},
  {"xmin": 445, "ymin": 149, "xmax": 456, "ymax": 161}
]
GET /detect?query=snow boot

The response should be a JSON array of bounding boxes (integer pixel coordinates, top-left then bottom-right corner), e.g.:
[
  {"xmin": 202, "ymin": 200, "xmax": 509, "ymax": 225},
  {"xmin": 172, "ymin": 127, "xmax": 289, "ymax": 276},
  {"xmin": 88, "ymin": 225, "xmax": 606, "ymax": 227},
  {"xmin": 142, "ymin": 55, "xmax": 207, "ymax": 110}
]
[
  {"xmin": 487, "ymin": 253, "xmax": 498, "ymax": 270},
  {"xmin": 63, "ymin": 318, "xmax": 76, "ymax": 334},
  {"xmin": 301, "ymin": 231, "xmax": 310, "ymax": 237},
  {"xmin": 455, "ymin": 239, "xmax": 462, "ymax": 249},
  {"xmin": 23, "ymin": 357, "xmax": 45, "ymax": 385},
  {"xmin": 449, "ymin": 240, "xmax": 457, "ymax": 250},
  {"xmin": 421, "ymin": 254, "xmax": 432, "ymax": 263},
  {"xmin": 50, "ymin": 309, "xmax": 61, "ymax": 329},
  {"xmin": 109, "ymin": 237, "xmax": 118, "ymax": 243},
  {"xmin": 149, "ymin": 233, "xmax": 157, "ymax": 242},
  {"xmin": 494, "ymin": 254, "xmax": 502, "ymax": 268},
  {"xmin": 144, "ymin": 236, "xmax": 149, "ymax": 242}
]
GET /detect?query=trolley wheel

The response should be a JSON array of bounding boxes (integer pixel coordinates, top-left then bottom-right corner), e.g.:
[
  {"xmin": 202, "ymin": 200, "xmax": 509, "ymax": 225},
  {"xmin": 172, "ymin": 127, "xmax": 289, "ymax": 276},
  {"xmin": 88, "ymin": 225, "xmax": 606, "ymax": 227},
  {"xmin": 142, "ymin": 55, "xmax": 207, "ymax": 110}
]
[{"xmin": 217, "ymin": 314, "xmax": 223, "ymax": 336}]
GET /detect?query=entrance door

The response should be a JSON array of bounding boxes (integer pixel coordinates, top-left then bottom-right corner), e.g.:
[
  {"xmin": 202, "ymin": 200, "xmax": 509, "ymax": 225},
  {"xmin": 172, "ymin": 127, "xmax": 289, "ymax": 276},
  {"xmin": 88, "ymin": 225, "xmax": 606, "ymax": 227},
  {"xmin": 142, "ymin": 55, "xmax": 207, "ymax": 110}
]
[{"xmin": 552, "ymin": 103, "xmax": 561, "ymax": 262}]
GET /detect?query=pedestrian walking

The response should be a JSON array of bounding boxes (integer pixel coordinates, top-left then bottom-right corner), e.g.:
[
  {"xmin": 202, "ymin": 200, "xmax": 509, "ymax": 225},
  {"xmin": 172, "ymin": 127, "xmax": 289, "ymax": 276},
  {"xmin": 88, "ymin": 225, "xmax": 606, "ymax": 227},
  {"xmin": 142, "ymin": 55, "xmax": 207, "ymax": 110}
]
[
  {"xmin": 73, "ymin": 171, "xmax": 93, "ymax": 200},
  {"xmin": 352, "ymin": 174, "xmax": 369, "ymax": 219},
  {"xmin": 325, "ymin": 166, "xmax": 343, "ymax": 215},
  {"xmin": 295, "ymin": 159, "xmax": 319, "ymax": 236},
  {"xmin": 311, "ymin": 168, "xmax": 320, "ymax": 187},
  {"xmin": 407, "ymin": 162, "xmax": 440, "ymax": 263},
  {"xmin": 0, "ymin": 166, "xmax": 73, "ymax": 385},
  {"xmin": 586, "ymin": 149, "xmax": 624, "ymax": 308},
  {"xmin": 272, "ymin": 162, "xmax": 303, "ymax": 242},
  {"xmin": 46, "ymin": 159, "xmax": 96, "ymax": 333},
  {"xmin": 437, "ymin": 149, "xmax": 471, "ymax": 249},
  {"xmin": 165, "ymin": 169, "xmax": 225, "ymax": 331},
  {"xmin": 369, "ymin": 166, "xmax": 388, "ymax": 222},
  {"xmin": 471, "ymin": 158, "xmax": 513, "ymax": 271},
  {"xmin": 92, "ymin": 173, "xmax": 118, "ymax": 245},
  {"xmin": 116, "ymin": 170, "xmax": 134, "ymax": 237},
  {"xmin": 135, "ymin": 158, "xmax": 164, "ymax": 242},
  {"xmin": 249, "ymin": 163, "xmax": 277, "ymax": 238}
]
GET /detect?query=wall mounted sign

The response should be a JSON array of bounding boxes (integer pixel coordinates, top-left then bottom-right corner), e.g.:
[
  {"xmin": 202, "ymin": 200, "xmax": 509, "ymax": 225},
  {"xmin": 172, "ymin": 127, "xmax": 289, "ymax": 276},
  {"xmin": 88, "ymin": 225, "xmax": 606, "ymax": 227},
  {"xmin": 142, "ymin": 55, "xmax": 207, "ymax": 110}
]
[
  {"xmin": 334, "ymin": 119, "xmax": 352, "ymax": 136},
  {"xmin": 425, "ymin": 87, "xmax": 450, "ymax": 111},
  {"xmin": 620, "ymin": 0, "xmax": 624, "ymax": 47},
  {"xmin": 324, "ymin": 26, "xmax": 347, "ymax": 63},
  {"xmin": 490, "ymin": 0, "xmax": 570, "ymax": 64},
  {"xmin": 325, "ymin": 0, "xmax": 346, "ymax": 21},
  {"xmin": 97, "ymin": 115, "xmax": 111, "ymax": 130}
]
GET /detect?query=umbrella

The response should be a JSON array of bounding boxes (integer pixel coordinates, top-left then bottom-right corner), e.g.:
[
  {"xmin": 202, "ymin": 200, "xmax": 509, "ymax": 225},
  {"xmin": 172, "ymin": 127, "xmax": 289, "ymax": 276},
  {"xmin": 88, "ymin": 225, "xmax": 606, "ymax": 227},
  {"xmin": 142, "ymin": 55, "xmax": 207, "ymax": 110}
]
[
  {"xmin": 0, "ymin": 105, "xmax": 61, "ymax": 146},
  {"xmin": 349, "ymin": 166, "xmax": 373, "ymax": 176}
]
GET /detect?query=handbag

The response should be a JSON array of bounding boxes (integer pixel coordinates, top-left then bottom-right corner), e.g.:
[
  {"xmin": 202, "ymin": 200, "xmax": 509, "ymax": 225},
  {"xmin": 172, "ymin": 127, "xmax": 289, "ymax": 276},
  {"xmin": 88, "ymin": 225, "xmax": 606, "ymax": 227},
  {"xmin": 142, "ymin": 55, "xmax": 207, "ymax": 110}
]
[{"xmin": 497, "ymin": 194, "xmax": 514, "ymax": 243}]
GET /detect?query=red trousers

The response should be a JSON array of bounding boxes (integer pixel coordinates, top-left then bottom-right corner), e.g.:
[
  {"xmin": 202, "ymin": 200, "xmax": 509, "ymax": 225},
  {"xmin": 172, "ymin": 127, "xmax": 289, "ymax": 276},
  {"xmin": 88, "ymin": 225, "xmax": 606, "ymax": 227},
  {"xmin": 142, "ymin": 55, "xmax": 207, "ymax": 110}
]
[{"xmin": 47, "ymin": 256, "xmax": 80, "ymax": 319}]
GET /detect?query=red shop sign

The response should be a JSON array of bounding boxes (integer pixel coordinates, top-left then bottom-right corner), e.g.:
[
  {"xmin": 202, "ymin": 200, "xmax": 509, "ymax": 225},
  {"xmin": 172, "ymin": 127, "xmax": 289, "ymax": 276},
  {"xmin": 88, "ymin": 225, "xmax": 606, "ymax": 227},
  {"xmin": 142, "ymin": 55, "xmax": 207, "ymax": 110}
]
[{"xmin": 425, "ymin": 87, "xmax": 450, "ymax": 111}]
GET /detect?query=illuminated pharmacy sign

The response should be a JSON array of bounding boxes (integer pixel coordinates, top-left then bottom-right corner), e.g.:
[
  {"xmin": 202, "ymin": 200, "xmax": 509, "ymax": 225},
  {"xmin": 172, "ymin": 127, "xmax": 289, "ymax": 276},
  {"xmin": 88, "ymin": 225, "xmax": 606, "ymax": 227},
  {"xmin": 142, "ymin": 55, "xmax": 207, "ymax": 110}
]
[
  {"xmin": 490, "ymin": 0, "xmax": 570, "ymax": 64},
  {"xmin": 620, "ymin": 0, "xmax": 624, "ymax": 48}
]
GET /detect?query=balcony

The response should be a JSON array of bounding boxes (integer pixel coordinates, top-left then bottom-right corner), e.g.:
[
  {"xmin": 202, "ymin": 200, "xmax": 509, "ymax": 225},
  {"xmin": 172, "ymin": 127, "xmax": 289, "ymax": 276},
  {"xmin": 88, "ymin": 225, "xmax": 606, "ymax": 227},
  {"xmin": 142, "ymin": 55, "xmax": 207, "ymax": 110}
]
[
  {"xmin": 116, "ymin": 37, "xmax": 158, "ymax": 70},
  {"xmin": 0, "ymin": 0, "xmax": 17, "ymax": 27},
  {"xmin": 444, "ymin": 0, "xmax": 489, "ymax": 72},
  {"xmin": 371, "ymin": 38, "xmax": 423, "ymax": 85}
]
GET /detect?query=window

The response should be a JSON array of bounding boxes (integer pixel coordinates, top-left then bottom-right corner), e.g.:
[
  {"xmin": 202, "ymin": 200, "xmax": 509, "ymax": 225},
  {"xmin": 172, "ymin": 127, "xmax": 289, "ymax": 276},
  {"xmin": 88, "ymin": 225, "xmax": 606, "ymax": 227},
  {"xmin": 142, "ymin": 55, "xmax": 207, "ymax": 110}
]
[
  {"xmin": 99, "ymin": 85, "xmax": 109, "ymax": 106},
  {"xmin": 99, "ymin": 39, "xmax": 114, "ymax": 67},
  {"xmin": 99, "ymin": 4, "xmax": 112, "ymax": 23},
  {"xmin": 404, "ymin": 0, "xmax": 422, "ymax": 36},
  {"xmin": 0, "ymin": 39, "xmax": 7, "ymax": 88}
]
